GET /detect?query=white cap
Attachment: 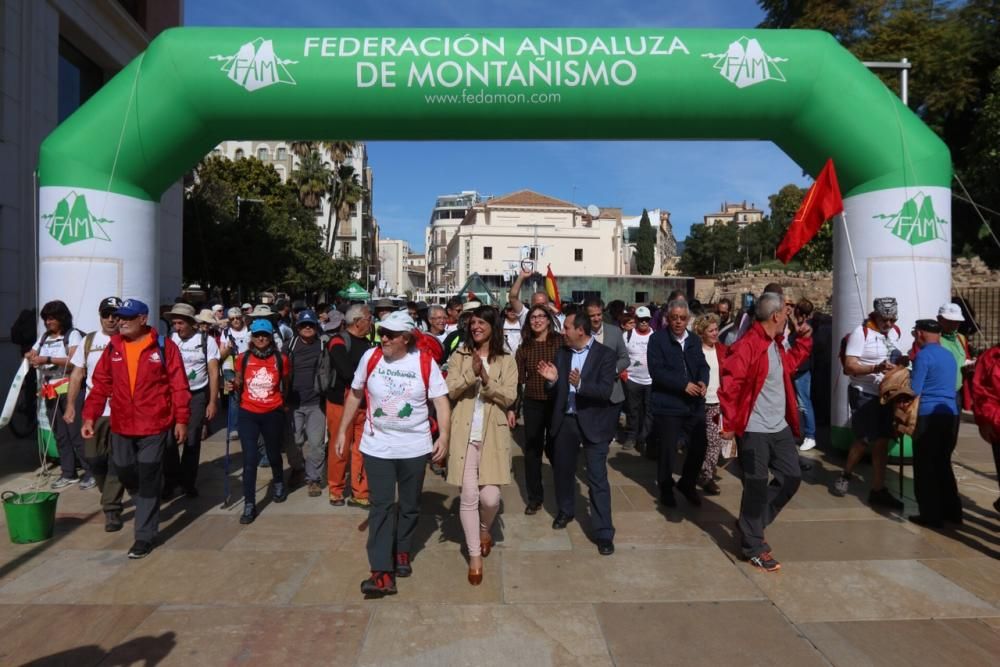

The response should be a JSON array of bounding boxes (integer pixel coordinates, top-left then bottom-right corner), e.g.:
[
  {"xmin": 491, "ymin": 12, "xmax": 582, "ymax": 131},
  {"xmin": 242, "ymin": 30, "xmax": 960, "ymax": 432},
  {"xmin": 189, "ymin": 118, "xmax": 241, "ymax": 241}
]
[
  {"xmin": 211, "ymin": 304, "xmax": 223, "ymax": 312},
  {"xmin": 938, "ymin": 302, "xmax": 964, "ymax": 322},
  {"xmin": 227, "ymin": 307, "xmax": 243, "ymax": 318},
  {"xmin": 377, "ymin": 310, "xmax": 416, "ymax": 333},
  {"xmin": 241, "ymin": 302, "xmax": 252, "ymax": 310},
  {"xmin": 635, "ymin": 306, "xmax": 652, "ymax": 318}
]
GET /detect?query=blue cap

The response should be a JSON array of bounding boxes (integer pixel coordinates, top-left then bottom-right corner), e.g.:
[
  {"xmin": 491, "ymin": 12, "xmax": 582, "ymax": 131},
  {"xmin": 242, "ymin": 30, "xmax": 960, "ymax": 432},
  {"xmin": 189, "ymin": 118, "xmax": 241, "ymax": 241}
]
[
  {"xmin": 115, "ymin": 298, "xmax": 149, "ymax": 317},
  {"xmin": 249, "ymin": 319, "xmax": 274, "ymax": 335},
  {"xmin": 296, "ymin": 309, "xmax": 319, "ymax": 328}
]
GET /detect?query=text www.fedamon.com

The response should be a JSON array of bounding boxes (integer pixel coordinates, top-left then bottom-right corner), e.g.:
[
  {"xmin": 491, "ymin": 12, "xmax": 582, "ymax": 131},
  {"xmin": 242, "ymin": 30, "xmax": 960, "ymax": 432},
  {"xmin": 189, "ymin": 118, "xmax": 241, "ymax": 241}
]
[{"xmin": 424, "ymin": 89, "xmax": 562, "ymax": 105}]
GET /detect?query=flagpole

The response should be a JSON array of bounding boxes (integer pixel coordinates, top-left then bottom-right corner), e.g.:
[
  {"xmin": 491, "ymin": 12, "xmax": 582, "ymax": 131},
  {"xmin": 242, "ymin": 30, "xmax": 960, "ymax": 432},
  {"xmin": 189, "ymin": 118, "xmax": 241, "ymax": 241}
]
[{"xmin": 839, "ymin": 211, "xmax": 867, "ymax": 316}]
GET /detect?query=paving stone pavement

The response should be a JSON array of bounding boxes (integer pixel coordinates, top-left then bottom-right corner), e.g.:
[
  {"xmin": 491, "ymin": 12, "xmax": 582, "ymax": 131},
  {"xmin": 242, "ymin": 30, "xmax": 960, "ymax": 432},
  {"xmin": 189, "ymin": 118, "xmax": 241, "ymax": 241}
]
[{"xmin": 0, "ymin": 422, "xmax": 997, "ymax": 666}]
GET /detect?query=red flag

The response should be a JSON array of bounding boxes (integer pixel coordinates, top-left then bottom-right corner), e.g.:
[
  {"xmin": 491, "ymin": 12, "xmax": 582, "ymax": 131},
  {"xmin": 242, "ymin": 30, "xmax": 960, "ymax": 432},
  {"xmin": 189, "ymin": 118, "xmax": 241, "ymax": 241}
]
[
  {"xmin": 776, "ymin": 158, "xmax": 844, "ymax": 264},
  {"xmin": 545, "ymin": 264, "xmax": 562, "ymax": 312},
  {"xmin": 467, "ymin": 290, "xmax": 477, "ymax": 301}
]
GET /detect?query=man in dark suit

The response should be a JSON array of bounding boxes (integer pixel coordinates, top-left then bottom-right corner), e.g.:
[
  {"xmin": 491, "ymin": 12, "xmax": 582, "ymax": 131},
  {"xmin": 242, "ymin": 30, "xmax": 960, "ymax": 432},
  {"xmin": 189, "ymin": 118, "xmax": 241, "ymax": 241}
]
[
  {"xmin": 648, "ymin": 299, "xmax": 710, "ymax": 508},
  {"xmin": 584, "ymin": 298, "xmax": 629, "ymax": 406},
  {"xmin": 538, "ymin": 310, "xmax": 619, "ymax": 555}
]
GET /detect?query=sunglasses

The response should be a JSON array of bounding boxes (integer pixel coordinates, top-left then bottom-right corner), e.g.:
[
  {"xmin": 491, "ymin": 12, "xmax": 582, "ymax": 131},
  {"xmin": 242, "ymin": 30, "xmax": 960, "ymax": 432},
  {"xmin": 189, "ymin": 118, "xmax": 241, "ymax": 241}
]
[
  {"xmin": 252, "ymin": 332, "xmax": 272, "ymax": 339},
  {"xmin": 298, "ymin": 323, "xmax": 316, "ymax": 329},
  {"xmin": 100, "ymin": 311, "xmax": 119, "ymax": 320},
  {"xmin": 380, "ymin": 330, "xmax": 404, "ymax": 340}
]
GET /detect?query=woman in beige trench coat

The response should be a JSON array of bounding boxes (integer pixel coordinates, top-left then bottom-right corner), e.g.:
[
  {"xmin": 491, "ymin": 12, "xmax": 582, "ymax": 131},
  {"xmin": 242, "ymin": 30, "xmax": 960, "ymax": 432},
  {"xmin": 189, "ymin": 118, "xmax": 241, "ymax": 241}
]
[{"xmin": 446, "ymin": 305, "xmax": 518, "ymax": 586}]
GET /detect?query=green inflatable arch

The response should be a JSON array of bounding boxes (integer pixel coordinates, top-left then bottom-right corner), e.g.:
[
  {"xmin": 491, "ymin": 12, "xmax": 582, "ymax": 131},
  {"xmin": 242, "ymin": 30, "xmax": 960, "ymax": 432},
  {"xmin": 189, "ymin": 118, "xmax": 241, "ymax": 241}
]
[{"xmin": 38, "ymin": 28, "xmax": 952, "ymax": 449}]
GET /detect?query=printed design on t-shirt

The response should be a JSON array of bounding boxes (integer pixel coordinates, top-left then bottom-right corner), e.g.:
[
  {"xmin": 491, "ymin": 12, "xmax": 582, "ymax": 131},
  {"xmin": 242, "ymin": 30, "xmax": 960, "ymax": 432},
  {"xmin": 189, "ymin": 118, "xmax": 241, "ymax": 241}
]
[
  {"xmin": 248, "ymin": 366, "xmax": 276, "ymax": 400},
  {"xmin": 371, "ymin": 365, "xmax": 419, "ymax": 422}
]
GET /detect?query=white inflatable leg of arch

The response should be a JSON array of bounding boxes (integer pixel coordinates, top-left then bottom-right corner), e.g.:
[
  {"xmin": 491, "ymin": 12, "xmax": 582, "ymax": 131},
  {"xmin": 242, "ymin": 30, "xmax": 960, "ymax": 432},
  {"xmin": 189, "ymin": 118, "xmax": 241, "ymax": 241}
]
[
  {"xmin": 830, "ymin": 186, "xmax": 952, "ymax": 446},
  {"xmin": 38, "ymin": 186, "xmax": 159, "ymax": 334}
]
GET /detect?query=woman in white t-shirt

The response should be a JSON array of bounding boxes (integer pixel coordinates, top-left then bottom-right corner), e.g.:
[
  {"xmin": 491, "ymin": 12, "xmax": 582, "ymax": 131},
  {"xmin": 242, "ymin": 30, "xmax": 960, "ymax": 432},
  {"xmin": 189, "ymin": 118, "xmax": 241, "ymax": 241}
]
[
  {"xmin": 26, "ymin": 300, "xmax": 92, "ymax": 489},
  {"xmin": 334, "ymin": 311, "xmax": 450, "ymax": 599},
  {"xmin": 445, "ymin": 306, "xmax": 518, "ymax": 586}
]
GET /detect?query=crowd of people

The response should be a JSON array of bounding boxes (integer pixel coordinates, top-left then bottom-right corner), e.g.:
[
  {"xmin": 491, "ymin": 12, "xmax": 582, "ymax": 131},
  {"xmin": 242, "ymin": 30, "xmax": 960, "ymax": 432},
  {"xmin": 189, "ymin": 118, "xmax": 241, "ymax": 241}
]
[{"xmin": 21, "ymin": 272, "xmax": 1000, "ymax": 595}]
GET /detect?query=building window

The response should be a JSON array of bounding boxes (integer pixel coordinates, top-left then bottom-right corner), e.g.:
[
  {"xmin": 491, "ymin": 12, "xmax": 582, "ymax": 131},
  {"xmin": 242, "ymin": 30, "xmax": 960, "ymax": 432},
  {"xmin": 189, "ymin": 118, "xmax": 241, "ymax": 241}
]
[
  {"xmin": 635, "ymin": 291, "xmax": 649, "ymax": 303},
  {"xmin": 528, "ymin": 247, "xmax": 537, "ymax": 260},
  {"xmin": 483, "ymin": 247, "xmax": 492, "ymax": 260},
  {"xmin": 571, "ymin": 290, "xmax": 601, "ymax": 304},
  {"xmin": 58, "ymin": 38, "xmax": 104, "ymax": 122},
  {"xmin": 257, "ymin": 147, "xmax": 269, "ymax": 160},
  {"xmin": 276, "ymin": 147, "xmax": 287, "ymax": 160},
  {"xmin": 575, "ymin": 249, "xmax": 583, "ymax": 261},
  {"xmin": 234, "ymin": 149, "xmax": 244, "ymax": 160}
]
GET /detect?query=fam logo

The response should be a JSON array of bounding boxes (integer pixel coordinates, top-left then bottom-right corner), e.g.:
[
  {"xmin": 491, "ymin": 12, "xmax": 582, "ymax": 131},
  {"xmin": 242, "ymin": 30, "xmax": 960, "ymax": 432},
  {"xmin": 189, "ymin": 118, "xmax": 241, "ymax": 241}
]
[
  {"xmin": 874, "ymin": 193, "xmax": 948, "ymax": 246},
  {"xmin": 42, "ymin": 192, "xmax": 112, "ymax": 246},
  {"xmin": 701, "ymin": 37, "xmax": 788, "ymax": 89},
  {"xmin": 210, "ymin": 38, "xmax": 297, "ymax": 92}
]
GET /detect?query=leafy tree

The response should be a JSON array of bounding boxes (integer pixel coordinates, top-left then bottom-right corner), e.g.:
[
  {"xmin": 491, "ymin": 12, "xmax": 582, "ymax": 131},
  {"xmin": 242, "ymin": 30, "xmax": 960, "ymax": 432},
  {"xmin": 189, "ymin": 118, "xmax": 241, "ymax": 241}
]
[
  {"xmin": 635, "ymin": 208, "xmax": 656, "ymax": 275},
  {"xmin": 290, "ymin": 150, "xmax": 330, "ymax": 210},
  {"xmin": 183, "ymin": 155, "xmax": 354, "ymax": 295},
  {"xmin": 757, "ymin": 0, "xmax": 1000, "ymax": 265},
  {"xmin": 679, "ymin": 221, "xmax": 742, "ymax": 275}
]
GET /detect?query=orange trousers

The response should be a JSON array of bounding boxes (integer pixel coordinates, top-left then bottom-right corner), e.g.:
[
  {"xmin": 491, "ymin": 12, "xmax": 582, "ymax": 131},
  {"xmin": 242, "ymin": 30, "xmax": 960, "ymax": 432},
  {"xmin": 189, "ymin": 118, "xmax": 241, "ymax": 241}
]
[{"xmin": 326, "ymin": 402, "xmax": 368, "ymax": 500}]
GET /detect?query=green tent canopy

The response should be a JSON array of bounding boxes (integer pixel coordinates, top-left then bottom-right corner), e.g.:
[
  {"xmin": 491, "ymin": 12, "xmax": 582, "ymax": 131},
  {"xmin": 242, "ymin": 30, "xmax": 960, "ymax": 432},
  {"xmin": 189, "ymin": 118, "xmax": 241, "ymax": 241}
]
[
  {"xmin": 457, "ymin": 273, "xmax": 498, "ymax": 305},
  {"xmin": 338, "ymin": 281, "xmax": 369, "ymax": 300}
]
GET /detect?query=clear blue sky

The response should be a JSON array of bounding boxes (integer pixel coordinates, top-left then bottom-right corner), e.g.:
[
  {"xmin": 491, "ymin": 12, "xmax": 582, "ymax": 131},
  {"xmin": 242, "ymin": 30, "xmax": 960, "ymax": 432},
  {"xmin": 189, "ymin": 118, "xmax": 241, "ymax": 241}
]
[{"xmin": 185, "ymin": 0, "xmax": 810, "ymax": 252}]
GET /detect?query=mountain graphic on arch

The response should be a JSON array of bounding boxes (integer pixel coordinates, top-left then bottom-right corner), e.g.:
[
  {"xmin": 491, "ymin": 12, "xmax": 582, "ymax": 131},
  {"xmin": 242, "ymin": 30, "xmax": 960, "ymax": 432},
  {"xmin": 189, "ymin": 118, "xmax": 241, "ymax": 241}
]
[
  {"xmin": 873, "ymin": 192, "xmax": 948, "ymax": 246},
  {"xmin": 41, "ymin": 192, "xmax": 113, "ymax": 246}
]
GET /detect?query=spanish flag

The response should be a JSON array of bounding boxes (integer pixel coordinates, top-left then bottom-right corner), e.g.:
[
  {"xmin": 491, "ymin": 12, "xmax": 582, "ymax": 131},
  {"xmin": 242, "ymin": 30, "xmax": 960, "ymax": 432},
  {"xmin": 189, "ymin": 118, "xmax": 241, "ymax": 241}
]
[{"xmin": 545, "ymin": 264, "xmax": 561, "ymax": 312}]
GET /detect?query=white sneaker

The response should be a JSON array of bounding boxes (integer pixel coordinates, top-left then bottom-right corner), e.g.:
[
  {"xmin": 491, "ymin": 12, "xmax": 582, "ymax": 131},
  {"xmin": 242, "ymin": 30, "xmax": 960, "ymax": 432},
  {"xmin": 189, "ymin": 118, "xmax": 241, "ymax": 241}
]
[{"xmin": 799, "ymin": 437, "xmax": 817, "ymax": 452}]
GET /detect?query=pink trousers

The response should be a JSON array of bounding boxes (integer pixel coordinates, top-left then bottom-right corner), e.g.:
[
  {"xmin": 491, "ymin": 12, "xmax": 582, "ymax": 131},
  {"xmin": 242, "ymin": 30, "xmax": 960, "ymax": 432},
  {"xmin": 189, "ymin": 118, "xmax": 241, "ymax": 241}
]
[{"xmin": 461, "ymin": 440, "xmax": 501, "ymax": 557}]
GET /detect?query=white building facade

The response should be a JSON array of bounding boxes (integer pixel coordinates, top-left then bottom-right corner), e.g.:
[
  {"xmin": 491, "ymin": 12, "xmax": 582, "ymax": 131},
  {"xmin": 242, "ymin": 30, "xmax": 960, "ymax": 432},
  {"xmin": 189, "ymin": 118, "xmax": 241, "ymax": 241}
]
[
  {"xmin": 703, "ymin": 200, "xmax": 764, "ymax": 228},
  {"xmin": 444, "ymin": 190, "xmax": 624, "ymax": 292},
  {"xmin": 426, "ymin": 190, "xmax": 491, "ymax": 291},
  {"xmin": 378, "ymin": 239, "xmax": 425, "ymax": 297},
  {"xmin": 1, "ymin": 0, "xmax": 182, "ymax": 386}
]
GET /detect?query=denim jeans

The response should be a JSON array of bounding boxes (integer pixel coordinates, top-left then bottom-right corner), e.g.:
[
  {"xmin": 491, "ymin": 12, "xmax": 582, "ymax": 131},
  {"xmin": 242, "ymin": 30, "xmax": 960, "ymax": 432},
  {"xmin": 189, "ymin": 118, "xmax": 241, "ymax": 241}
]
[
  {"xmin": 794, "ymin": 371, "xmax": 816, "ymax": 439},
  {"xmin": 238, "ymin": 408, "xmax": 285, "ymax": 506}
]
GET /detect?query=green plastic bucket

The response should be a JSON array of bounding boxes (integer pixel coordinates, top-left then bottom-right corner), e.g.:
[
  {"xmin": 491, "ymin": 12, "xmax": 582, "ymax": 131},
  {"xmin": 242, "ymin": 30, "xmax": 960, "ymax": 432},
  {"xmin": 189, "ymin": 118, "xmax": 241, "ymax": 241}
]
[
  {"xmin": 2, "ymin": 490, "xmax": 59, "ymax": 544},
  {"xmin": 38, "ymin": 427, "xmax": 58, "ymax": 459}
]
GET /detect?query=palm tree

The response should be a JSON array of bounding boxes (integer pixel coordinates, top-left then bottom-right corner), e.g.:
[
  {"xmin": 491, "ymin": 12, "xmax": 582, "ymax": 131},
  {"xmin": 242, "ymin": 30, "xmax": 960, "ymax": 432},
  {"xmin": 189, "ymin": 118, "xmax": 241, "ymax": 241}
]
[
  {"xmin": 289, "ymin": 141, "xmax": 316, "ymax": 159},
  {"xmin": 320, "ymin": 141, "xmax": 358, "ymax": 254},
  {"xmin": 290, "ymin": 150, "xmax": 330, "ymax": 210},
  {"xmin": 327, "ymin": 164, "xmax": 366, "ymax": 255}
]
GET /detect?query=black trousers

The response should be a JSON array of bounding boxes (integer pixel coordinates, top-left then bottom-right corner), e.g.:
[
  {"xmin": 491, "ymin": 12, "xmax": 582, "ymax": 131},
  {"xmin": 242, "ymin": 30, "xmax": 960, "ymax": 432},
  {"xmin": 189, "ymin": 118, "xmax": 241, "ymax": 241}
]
[
  {"xmin": 737, "ymin": 428, "xmax": 801, "ymax": 558},
  {"xmin": 653, "ymin": 412, "xmax": 708, "ymax": 498},
  {"xmin": 552, "ymin": 414, "xmax": 615, "ymax": 541},
  {"xmin": 913, "ymin": 413, "xmax": 962, "ymax": 523},
  {"xmin": 363, "ymin": 453, "xmax": 428, "ymax": 572},
  {"xmin": 521, "ymin": 397, "xmax": 555, "ymax": 505},
  {"xmin": 163, "ymin": 388, "xmax": 209, "ymax": 491},
  {"xmin": 625, "ymin": 381, "xmax": 652, "ymax": 445}
]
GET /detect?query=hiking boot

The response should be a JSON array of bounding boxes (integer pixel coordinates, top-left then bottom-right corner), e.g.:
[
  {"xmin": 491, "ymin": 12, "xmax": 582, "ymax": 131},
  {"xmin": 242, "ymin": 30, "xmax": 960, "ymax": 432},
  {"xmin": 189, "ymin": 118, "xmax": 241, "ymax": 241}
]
[
  {"xmin": 395, "ymin": 552, "xmax": 413, "ymax": 577},
  {"xmin": 868, "ymin": 487, "xmax": 904, "ymax": 511},
  {"xmin": 748, "ymin": 551, "xmax": 781, "ymax": 572},
  {"xmin": 701, "ymin": 480, "xmax": 721, "ymax": 496},
  {"xmin": 307, "ymin": 481, "xmax": 322, "ymax": 498},
  {"xmin": 240, "ymin": 504, "xmax": 256, "ymax": 525},
  {"xmin": 127, "ymin": 540, "xmax": 154, "ymax": 559},
  {"xmin": 832, "ymin": 475, "xmax": 850, "ymax": 497},
  {"xmin": 348, "ymin": 496, "xmax": 370, "ymax": 509},
  {"xmin": 329, "ymin": 495, "xmax": 346, "ymax": 507},
  {"xmin": 677, "ymin": 483, "xmax": 702, "ymax": 507},
  {"xmin": 78, "ymin": 475, "xmax": 97, "ymax": 490},
  {"xmin": 104, "ymin": 511, "xmax": 123, "ymax": 533},
  {"xmin": 272, "ymin": 481, "xmax": 288, "ymax": 503},
  {"xmin": 182, "ymin": 486, "xmax": 199, "ymax": 499},
  {"xmin": 799, "ymin": 437, "xmax": 817, "ymax": 452},
  {"xmin": 620, "ymin": 439, "xmax": 636, "ymax": 451},
  {"xmin": 50, "ymin": 476, "xmax": 79, "ymax": 490},
  {"xmin": 360, "ymin": 571, "xmax": 397, "ymax": 598}
]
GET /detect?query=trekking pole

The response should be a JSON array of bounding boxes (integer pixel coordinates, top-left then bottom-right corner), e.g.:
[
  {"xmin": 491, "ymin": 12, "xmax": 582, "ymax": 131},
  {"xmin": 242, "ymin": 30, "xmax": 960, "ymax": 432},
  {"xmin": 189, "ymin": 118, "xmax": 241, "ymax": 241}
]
[{"xmin": 222, "ymin": 400, "xmax": 233, "ymax": 509}]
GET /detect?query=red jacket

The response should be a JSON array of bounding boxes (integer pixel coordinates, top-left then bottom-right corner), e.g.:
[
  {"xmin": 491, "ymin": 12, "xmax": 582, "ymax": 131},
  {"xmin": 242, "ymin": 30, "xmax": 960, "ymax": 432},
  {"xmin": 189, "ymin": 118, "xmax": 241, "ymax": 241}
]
[
  {"xmin": 83, "ymin": 328, "xmax": 191, "ymax": 436},
  {"xmin": 719, "ymin": 322, "xmax": 812, "ymax": 438},
  {"xmin": 973, "ymin": 346, "xmax": 1000, "ymax": 435}
]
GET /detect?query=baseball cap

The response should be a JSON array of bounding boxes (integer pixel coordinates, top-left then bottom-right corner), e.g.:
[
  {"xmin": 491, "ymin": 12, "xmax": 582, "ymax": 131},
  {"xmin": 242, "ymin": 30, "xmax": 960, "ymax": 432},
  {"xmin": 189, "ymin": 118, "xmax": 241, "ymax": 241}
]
[
  {"xmin": 211, "ymin": 304, "xmax": 223, "ymax": 313},
  {"xmin": 250, "ymin": 319, "xmax": 275, "ymax": 335},
  {"xmin": 227, "ymin": 307, "xmax": 243, "ymax": 319},
  {"xmin": 241, "ymin": 303, "xmax": 253, "ymax": 311},
  {"xmin": 915, "ymin": 319, "xmax": 942, "ymax": 334},
  {"xmin": 115, "ymin": 298, "xmax": 149, "ymax": 318},
  {"xmin": 327, "ymin": 310, "xmax": 345, "ymax": 328},
  {"xmin": 937, "ymin": 302, "xmax": 964, "ymax": 322},
  {"xmin": 635, "ymin": 306, "xmax": 652, "ymax": 319},
  {"xmin": 296, "ymin": 309, "xmax": 319, "ymax": 328},
  {"xmin": 99, "ymin": 297, "xmax": 123, "ymax": 314},
  {"xmin": 377, "ymin": 311, "xmax": 416, "ymax": 333}
]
